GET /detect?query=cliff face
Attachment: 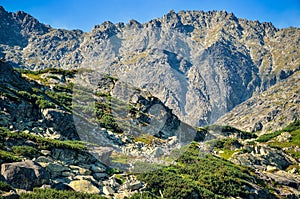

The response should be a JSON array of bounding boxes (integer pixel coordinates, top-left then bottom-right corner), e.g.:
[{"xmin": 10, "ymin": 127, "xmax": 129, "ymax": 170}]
[{"xmin": 0, "ymin": 7, "xmax": 299, "ymax": 127}]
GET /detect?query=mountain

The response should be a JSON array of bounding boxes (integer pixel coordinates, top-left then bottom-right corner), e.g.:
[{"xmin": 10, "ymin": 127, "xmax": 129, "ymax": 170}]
[
  {"xmin": 0, "ymin": 6, "xmax": 300, "ymax": 198},
  {"xmin": 1, "ymin": 7, "xmax": 299, "ymax": 127}
]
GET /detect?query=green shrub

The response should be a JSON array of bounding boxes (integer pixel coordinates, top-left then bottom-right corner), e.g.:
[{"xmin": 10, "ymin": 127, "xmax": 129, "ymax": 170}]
[
  {"xmin": 12, "ymin": 146, "xmax": 40, "ymax": 158},
  {"xmin": 257, "ymin": 131, "xmax": 282, "ymax": 142},
  {"xmin": 136, "ymin": 143, "xmax": 267, "ymax": 198},
  {"xmin": 97, "ymin": 113, "xmax": 122, "ymax": 133},
  {"xmin": 35, "ymin": 97, "xmax": 56, "ymax": 109},
  {"xmin": 19, "ymin": 188, "xmax": 105, "ymax": 199},
  {"xmin": 0, "ymin": 180, "xmax": 12, "ymax": 192},
  {"xmin": 1, "ymin": 128, "xmax": 86, "ymax": 151},
  {"xmin": 0, "ymin": 150, "xmax": 21, "ymax": 162}
]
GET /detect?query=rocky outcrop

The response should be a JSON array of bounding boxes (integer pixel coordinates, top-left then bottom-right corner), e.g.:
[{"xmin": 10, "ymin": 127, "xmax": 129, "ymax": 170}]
[
  {"xmin": 1, "ymin": 160, "xmax": 50, "ymax": 190},
  {"xmin": 42, "ymin": 109, "xmax": 78, "ymax": 140}
]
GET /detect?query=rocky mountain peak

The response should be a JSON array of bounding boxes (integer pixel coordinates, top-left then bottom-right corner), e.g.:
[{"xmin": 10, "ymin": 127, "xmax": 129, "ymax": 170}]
[{"xmin": 126, "ymin": 19, "xmax": 142, "ymax": 29}]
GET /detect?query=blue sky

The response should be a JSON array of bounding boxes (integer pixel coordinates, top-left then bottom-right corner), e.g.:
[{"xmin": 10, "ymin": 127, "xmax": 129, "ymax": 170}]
[{"xmin": 0, "ymin": 0, "xmax": 299, "ymax": 31}]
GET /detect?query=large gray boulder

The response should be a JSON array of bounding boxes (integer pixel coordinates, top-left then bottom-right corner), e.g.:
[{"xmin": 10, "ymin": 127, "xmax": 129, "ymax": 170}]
[{"xmin": 1, "ymin": 160, "xmax": 50, "ymax": 190}]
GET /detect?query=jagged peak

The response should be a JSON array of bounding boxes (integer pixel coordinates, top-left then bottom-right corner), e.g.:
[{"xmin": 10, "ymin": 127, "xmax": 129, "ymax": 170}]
[
  {"xmin": 93, "ymin": 21, "xmax": 115, "ymax": 30},
  {"xmin": 126, "ymin": 19, "xmax": 142, "ymax": 29},
  {"xmin": 0, "ymin": 6, "xmax": 5, "ymax": 12}
]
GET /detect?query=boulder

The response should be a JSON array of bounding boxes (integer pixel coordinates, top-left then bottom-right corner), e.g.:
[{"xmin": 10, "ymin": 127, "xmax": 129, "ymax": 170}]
[
  {"xmin": 103, "ymin": 186, "xmax": 115, "ymax": 196},
  {"xmin": 1, "ymin": 160, "xmax": 50, "ymax": 190},
  {"xmin": 68, "ymin": 179, "xmax": 100, "ymax": 194},
  {"xmin": 45, "ymin": 162, "xmax": 70, "ymax": 178}
]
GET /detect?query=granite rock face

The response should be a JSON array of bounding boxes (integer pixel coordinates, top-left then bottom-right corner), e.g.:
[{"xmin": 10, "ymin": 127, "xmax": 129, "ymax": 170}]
[
  {"xmin": 1, "ymin": 7, "xmax": 299, "ymax": 126},
  {"xmin": 1, "ymin": 160, "xmax": 50, "ymax": 190}
]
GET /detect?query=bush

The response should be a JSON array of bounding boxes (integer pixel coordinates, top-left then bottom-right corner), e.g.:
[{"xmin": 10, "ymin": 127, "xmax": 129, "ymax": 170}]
[
  {"xmin": 136, "ymin": 143, "xmax": 267, "ymax": 198},
  {"xmin": 19, "ymin": 188, "xmax": 105, "ymax": 199},
  {"xmin": 0, "ymin": 150, "xmax": 21, "ymax": 162},
  {"xmin": 0, "ymin": 180, "xmax": 12, "ymax": 192},
  {"xmin": 97, "ymin": 113, "xmax": 122, "ymax": 133},
  {"xmin": 12, "ymin": 146, "xmax": 40, "ymax": 158}
]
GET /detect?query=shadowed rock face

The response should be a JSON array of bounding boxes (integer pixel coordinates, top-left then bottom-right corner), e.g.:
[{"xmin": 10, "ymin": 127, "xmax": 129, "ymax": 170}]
[
  {"xmin": 0, "ymin": 7, "xmax": 299, "ymax": 126},
  {"xmin": 1, "ymin": 160, "xmax": 50, "ymax": 190}
]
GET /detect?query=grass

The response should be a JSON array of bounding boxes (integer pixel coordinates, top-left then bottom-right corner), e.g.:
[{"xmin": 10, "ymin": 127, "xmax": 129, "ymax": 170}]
[
  {"xmin": 257, "ymin": 131, "xmax": 282, "ymax": 143},
  {"xmin": 0, "ymin": 150, "xmax": 21, "ymax": 162},
  {"xmin": 134, "ymin": 134, "xmax": 157, "ymax": 145}
]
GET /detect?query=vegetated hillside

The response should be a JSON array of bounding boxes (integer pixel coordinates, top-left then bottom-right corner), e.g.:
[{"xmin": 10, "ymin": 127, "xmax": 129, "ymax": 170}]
[
  {"xmin": 1, "ymin": 6, "xmax": 299, "ymax": 126},
  {"xmin": 0, "ymin": 60, "xmax": 300, "ymax": 198},
  {"xmin": 217, "ymin": 70, "xmax": 300, "ymax": 133}
]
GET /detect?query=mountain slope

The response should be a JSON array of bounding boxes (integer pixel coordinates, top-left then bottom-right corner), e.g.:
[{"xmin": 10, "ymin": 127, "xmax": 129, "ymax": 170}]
[{"xmin": 217, "ymin": 71, "xmax": 300, "ymax": 133}]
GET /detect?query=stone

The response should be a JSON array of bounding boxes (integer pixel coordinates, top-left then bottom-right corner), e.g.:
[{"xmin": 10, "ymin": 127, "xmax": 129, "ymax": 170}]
[
  {"xmin": 1, "ymin": 160, "xmax": 50, "ymax": 190},
  {"xmin": 103, "ymin": 186, "xmax": 115, "ymax": 196},
  {"xmin": 42, "ymin": 109, "xmax": 78, "ymax": 139},
  {"xmin": 128, "ymin": 181, "xmax": 143, "ymax": 191},
  {"xmin": 46, "ymin": 162, "xmax": 70, "ymax": 178},
  {"xmin": 40, "ymin": 150, "xmax": 51, "ymax": 156},
  {"xmin": 90, "ymin": 164, "xmax": 106, "ymax": 173},
  {"xmin": 68, "ymin": 180, "xmax": 100, "ymax": 194},
  {"xmin": 93, "ymin": 172, "xmax": 108, "ymax": 180},
  {"xmin": 1, "ymin": 190, "xmax": 19, "ymax": 199},
  {"xmin": 35, "ymin": 156, "xmax": 53, "ymax": 163}
]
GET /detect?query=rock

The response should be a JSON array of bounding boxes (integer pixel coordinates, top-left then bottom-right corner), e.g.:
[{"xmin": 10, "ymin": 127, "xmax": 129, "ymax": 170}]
[
  {"xmin": 45, "ymin": 162, "xmax": 70, "ymax": 178},
  {"xmin": 61, "ymin": 171, "xmax": 75, "ymax": 178},
  {"xmin": 90, "ymin": 163, "xmax": 106, "ymax": 173},
  {"xmin": 151, "ymin": 147, "xmax": 164, "ymax": 158},
  {"xmin": 40, "ymin": 150, "xmax": 51, "ymax": 156},
  {"xmin": 1, "ymin": 160, "xmax": 50, "ymax": 190},
  {"xmin": 128, "ymin": 181, "xmax": 143, "ymax": 191},
  {"xmin": 266, "ymin": 165, "xmax": 278, "ymax": 172},
  {"xmin": 93, "ymin": 172, "xmax": 109, "ymax": 180},
  {"xmin": 1, "ymin": 190, "xmax": 19, "ymax": 199},
  {"xmin": 35, "ymin": 156, "xmax": 53, "ymax": 163},
  {"xmin": 264, "ymin": 171, "xmax": 300, "ymax": 189},
  {"xmin": 51, "ymin": 182, "xmax": 74, "ymax": 191},
  {"xmin": 42, "ymin": 109, "xmax": 78, "ymax": 140},
  {"xmin": 103, "ymin": 186, "xmax": 115, "ymax": 196},
  {"xmin": 68, "ymin": 180, "xmax": 100, "ymax": 194}
]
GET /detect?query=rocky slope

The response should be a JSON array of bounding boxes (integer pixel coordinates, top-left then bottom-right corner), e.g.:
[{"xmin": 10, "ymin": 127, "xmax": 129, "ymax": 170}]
[
  {"xmin": 1, "ymin": 7, "xmax": 299, "ymax": 127},
  {"xmin": 217, "ymin": 71, "xmax": 300, "ymax": 133}
]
